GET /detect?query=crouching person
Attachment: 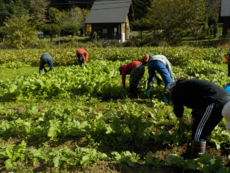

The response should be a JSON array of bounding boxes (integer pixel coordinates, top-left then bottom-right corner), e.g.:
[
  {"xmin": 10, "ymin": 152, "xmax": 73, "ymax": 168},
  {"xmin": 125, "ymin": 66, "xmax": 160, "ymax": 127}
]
[
  {"xmin": 39, "ymin": 53, "xmax": 54, "ymax": 73},
  {"xmin": 167, "ymin": 78, "xmax": 230, "ymax": 159},
  {"xmin": 119, "ymin": 61, "xmax": 145, "ymax": 98},
  {"xmin": 143, "ymin": 53, "xmax": 174, "ymax": 103},
  {"xmin": 76, "ymin": 49, "xmax": 89, "ymax": 67}
]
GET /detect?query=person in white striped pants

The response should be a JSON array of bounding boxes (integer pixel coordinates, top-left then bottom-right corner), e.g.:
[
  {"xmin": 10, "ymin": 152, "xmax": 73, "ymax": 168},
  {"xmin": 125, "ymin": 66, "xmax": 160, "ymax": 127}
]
[{"xmin": 167, "ymin": 78, "xmax": 230, "ymax": 159}]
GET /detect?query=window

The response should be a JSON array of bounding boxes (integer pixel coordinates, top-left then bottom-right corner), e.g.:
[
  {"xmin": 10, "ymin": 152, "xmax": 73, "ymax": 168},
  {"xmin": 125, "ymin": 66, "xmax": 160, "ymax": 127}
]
[{"xmin": 102, "ymin": 29, "xmax": 107, "ymax": 33}]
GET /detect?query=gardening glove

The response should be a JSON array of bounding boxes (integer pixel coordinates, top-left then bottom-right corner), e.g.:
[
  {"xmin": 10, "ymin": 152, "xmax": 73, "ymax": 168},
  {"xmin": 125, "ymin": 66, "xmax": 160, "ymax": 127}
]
[{"xmin": 156, "ymin": 76, "xmax": 162, "ymax": 86}]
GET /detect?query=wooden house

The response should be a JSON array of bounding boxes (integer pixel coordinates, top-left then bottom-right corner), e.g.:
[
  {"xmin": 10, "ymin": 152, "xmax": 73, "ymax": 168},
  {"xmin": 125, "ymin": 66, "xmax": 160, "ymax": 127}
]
[
  {"xmin": 220, "ymin": 0, "xmax": 230, "ymax": 36},
  {"xmin": 85, "ymin": 0, "xmax": 135, "ymax": 42}
]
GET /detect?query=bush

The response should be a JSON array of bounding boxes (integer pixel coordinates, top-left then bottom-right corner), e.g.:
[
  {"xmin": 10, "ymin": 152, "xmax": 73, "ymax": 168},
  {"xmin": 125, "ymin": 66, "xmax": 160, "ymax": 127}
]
[{"xmin": 3, "ymin": 14, "xmax": 38, "ymax": 49}]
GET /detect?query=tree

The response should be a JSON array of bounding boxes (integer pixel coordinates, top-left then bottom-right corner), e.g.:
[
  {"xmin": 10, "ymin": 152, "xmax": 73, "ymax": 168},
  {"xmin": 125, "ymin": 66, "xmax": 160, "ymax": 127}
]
[
  {"xmin": 40, "ymin": 23, "xmax": 61, "ymax": 42},
  {"xmin": 131, "ymin": 18, "xmax": 152, "ymax": 41},
  {"xmin": 0, "ymin": 0, "xmax": 27, "ymax": 26},
  {"xmin": 2, "ymin": 13, "xmax": 37, "ymax": 48},
  {"xmin": 146, "ymin": 0, "xmax": 207, "ymax": 41},
  {"xmin": 29, "ymin": 0, "xmax": 50, "ymax": 26},
  {"xmin": 132, "ymin": 0, "xmax": 151, "ymax": 20},
  {"xmin": 48, "ymin": 7, "xmax": 61, "ymax": 23},
  {"xmin": 59, "ymin": 7, "xmax": 86, "ymax": 38}
]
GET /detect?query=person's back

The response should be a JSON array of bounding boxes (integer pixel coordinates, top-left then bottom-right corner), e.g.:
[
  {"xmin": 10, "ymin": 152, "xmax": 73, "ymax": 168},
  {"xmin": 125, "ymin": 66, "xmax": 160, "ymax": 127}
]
[
  {"xmin": 41, "ymin": 53, "xmax": 52, "ymax": 60},
  {"xmin": 39, "ymin": 53, "xmax": 53, "ymax": 73},
  {"xmin": 172, "ymin": 79, "xmax": 230, "ymax": 113}
]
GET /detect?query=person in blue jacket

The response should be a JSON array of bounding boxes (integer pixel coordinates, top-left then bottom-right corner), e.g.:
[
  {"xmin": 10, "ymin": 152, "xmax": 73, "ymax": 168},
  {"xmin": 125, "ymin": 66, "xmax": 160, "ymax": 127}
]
[
  {"xmin": 39, "ymin": 53, "xmax": 54, "ymax": 73},
  {"xmin": 143, "ymin": 53, "xmax": 174, "ymax": 103}
]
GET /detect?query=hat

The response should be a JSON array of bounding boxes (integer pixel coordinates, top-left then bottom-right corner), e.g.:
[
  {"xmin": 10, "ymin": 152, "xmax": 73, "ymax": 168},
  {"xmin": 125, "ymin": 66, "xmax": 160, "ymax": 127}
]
[
  {"xmin": 223, "ymin": 53, "xmax": 229, "ymax": 63},
  {"xmin": 119, "ymin": 66, "xmax": 122, "ymax": 75},
  {"xmin": 143, "ymin": 54, "xmax": 150, "ymax": 63},
  {"xmin": 222, "ymin": 101, "xmax": 230, "ymax": 129}
]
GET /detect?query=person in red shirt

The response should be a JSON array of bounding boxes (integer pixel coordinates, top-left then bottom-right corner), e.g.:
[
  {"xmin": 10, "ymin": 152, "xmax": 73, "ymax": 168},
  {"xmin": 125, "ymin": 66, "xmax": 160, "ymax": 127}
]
[
  {"xmin": 76, "ymin": 49, "xmax": 89, "ymax": 67},
  {"xmin": 119, "ymin": 61, "xmax": 145, "ymax": 98}
]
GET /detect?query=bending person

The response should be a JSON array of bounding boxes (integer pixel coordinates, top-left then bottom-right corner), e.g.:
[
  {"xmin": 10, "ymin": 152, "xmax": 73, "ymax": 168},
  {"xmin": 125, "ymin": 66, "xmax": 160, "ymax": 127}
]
[
  {"xmin": 143, "ymin": 53, "xmax": 173, "ymax": 103},
  {"xmin": 119, "ymin": 61, "xmax": 145, "ymax": 98},
  {"xmin": 76, "ymin": 49, "xmax": 89, "ymax": 67},
  {"xmin": 167, "ymin": 78, "xmax": 230, "ymax": 159},
  {"xmin": 39, "ymin": 53, "xmax": 54, "ymax": 73}
]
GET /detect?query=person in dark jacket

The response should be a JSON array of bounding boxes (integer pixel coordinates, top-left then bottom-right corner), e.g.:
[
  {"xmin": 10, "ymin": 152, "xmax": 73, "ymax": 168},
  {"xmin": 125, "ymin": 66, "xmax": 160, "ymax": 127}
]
[
  {"xmin": 167, "ymin": 78, "xmax": 230, "ymax": 159},
  {"xmin": 76, "ymin": 49, "xmax": 89, "ymax": 67},
  {"xmin": 39, "ymin": 53, "xmax": 54, "ymax": 73},
  {"xmin": 143, "ymin": 53, "xmax": 174, "ymax": 103},
  {"xmin": 119, "ymin": 61, "xmax": 145, "ymax": 98}
]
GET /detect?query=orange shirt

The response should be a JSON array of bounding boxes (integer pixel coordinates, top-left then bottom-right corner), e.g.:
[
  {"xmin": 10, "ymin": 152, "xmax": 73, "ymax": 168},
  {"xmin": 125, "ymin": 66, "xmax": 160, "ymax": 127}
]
[
  {"xmin": 76, "ymin": 49, "xmax": 89, "ymax": 62},
  {"xmin": 121, "ymin": 61, "xmax": 142, "ymax": 86}
]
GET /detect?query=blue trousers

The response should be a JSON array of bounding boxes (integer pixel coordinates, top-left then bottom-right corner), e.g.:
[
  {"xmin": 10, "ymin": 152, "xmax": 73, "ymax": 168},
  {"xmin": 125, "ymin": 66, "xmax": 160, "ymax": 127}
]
[
  {"xmin": 39, "ymin": 58, "xmax": 54, "ymax": 73},
  {"xmin": 148, "ymin": 61, "xmax": 172, "ymax": 88}
]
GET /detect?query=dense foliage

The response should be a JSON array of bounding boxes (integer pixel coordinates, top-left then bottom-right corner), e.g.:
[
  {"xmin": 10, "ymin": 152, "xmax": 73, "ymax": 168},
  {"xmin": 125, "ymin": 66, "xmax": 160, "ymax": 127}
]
[{"xmin": 0, "ymin": 47, "xmax": 230, "ymax": 172}]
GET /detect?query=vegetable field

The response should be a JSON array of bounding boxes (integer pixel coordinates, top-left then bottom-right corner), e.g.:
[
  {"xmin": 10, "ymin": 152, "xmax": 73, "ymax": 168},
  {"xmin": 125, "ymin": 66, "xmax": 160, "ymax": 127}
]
[{"xmin": 0, "ymin": 47, "xmax": 230, "ymax": 173}]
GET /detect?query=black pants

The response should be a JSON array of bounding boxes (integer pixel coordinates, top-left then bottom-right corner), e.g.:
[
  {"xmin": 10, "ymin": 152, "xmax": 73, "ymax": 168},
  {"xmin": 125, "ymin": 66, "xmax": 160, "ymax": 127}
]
[
  {"xmin": 77, "ymin": 54, "xmax": 85, "ymax": 66},
  {"xmin": 192, "ymin": 103, "xmax": 224, "ymax": 141}
]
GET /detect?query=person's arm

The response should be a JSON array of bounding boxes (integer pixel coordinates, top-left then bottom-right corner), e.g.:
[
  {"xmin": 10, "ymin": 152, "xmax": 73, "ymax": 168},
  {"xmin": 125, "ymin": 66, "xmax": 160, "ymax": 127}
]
[
  {"xmin": 84, "ymin": 51, "xmax": 89, "ymax": 62},
  {"xmin": 173, "ymin": 102, "xmax": 184, "ymax": 122},
  {"xmin": 39, "ymin": 59, "xmax": 44, "ymax": 73},
  {"xmin": 122, "ymin": 68, "xmax": 126, "ymax": 87},
  {"xmin": 191, "ymin": 118, "xmax": 195, "ymax": 126}
]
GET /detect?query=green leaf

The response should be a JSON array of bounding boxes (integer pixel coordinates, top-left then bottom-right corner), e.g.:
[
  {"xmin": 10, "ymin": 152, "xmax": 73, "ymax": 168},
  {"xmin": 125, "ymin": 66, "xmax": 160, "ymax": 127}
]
[
  {"xmin": 9, "ymin": 84, "xmax": 17, "ymax": 93},
  {"xmin": 53, "ymin": 157, "xmax": 60, "ymax": 167},
  {"xmin": 80, "ymin": 155, "xmax": 89, "ymax": 165},
  {"xmin": 5, "ymin": 159, "xmax": 13, "ymax": 170},
  {"xmin": 127, "ymin": 159, "xmax": 134, "ymax": 167}
]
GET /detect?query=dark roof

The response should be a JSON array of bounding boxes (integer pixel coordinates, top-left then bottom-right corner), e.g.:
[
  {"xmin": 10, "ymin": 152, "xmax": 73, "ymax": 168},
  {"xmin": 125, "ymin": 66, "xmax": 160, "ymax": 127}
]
[
  {"xmin": 220, "ymin": 0, "xmax": 230, "ymax": 17},
  {"xmin": 85, "ymin": 0, "xmax": 132, "ymax": 24}
]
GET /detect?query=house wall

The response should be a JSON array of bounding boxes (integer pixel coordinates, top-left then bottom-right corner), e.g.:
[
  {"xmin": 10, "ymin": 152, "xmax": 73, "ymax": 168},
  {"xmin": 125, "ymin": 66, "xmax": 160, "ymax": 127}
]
[
  {"xmin": 125, "ymin": 16, "xmax": 131, "ymax": 40},
  {"xmin": 91, "ymin": 23, "xmax": 121, "ymax": 40},
  {"xmin": 120, "ymin": 16, "xmax": 131, "ymax": 41}
]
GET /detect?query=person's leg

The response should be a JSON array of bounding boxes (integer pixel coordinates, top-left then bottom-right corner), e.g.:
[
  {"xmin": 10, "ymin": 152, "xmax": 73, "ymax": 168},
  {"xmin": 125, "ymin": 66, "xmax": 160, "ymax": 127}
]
[
  {"xmin": 47, "ymin": 59, "xmax": 54, "ymax": 71},
  {"xmin": 77, "ymin": 54, "xmax": 85, "ymax": 67},
  {"xmin": 154, "ymin": 61, "xmax": 172, "ymax": 89},
  {"xmin": 130, "ymin": 65, "xmax": 143, "ymax": 98},
  {"xmin": 39, "ymin": 59, "xmax": 45, "ymax": 73},
  {"xmin": 191, "ymin": 104, "xmax": 223, "ymax": 158}
]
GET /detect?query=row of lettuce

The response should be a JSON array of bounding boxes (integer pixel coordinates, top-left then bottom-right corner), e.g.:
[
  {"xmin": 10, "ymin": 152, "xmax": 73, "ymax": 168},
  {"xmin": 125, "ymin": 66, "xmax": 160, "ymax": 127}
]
[
  {"xmin": 0, "ymin": 59, "xmax": 228, "ymax": 101},
  {"xmin": 0, "ymin": 47, "xmax": 228, "ymax": 66},
  {"xmin": 0, "ymin": 101, "xmax": 229, "ymax": 172}
]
